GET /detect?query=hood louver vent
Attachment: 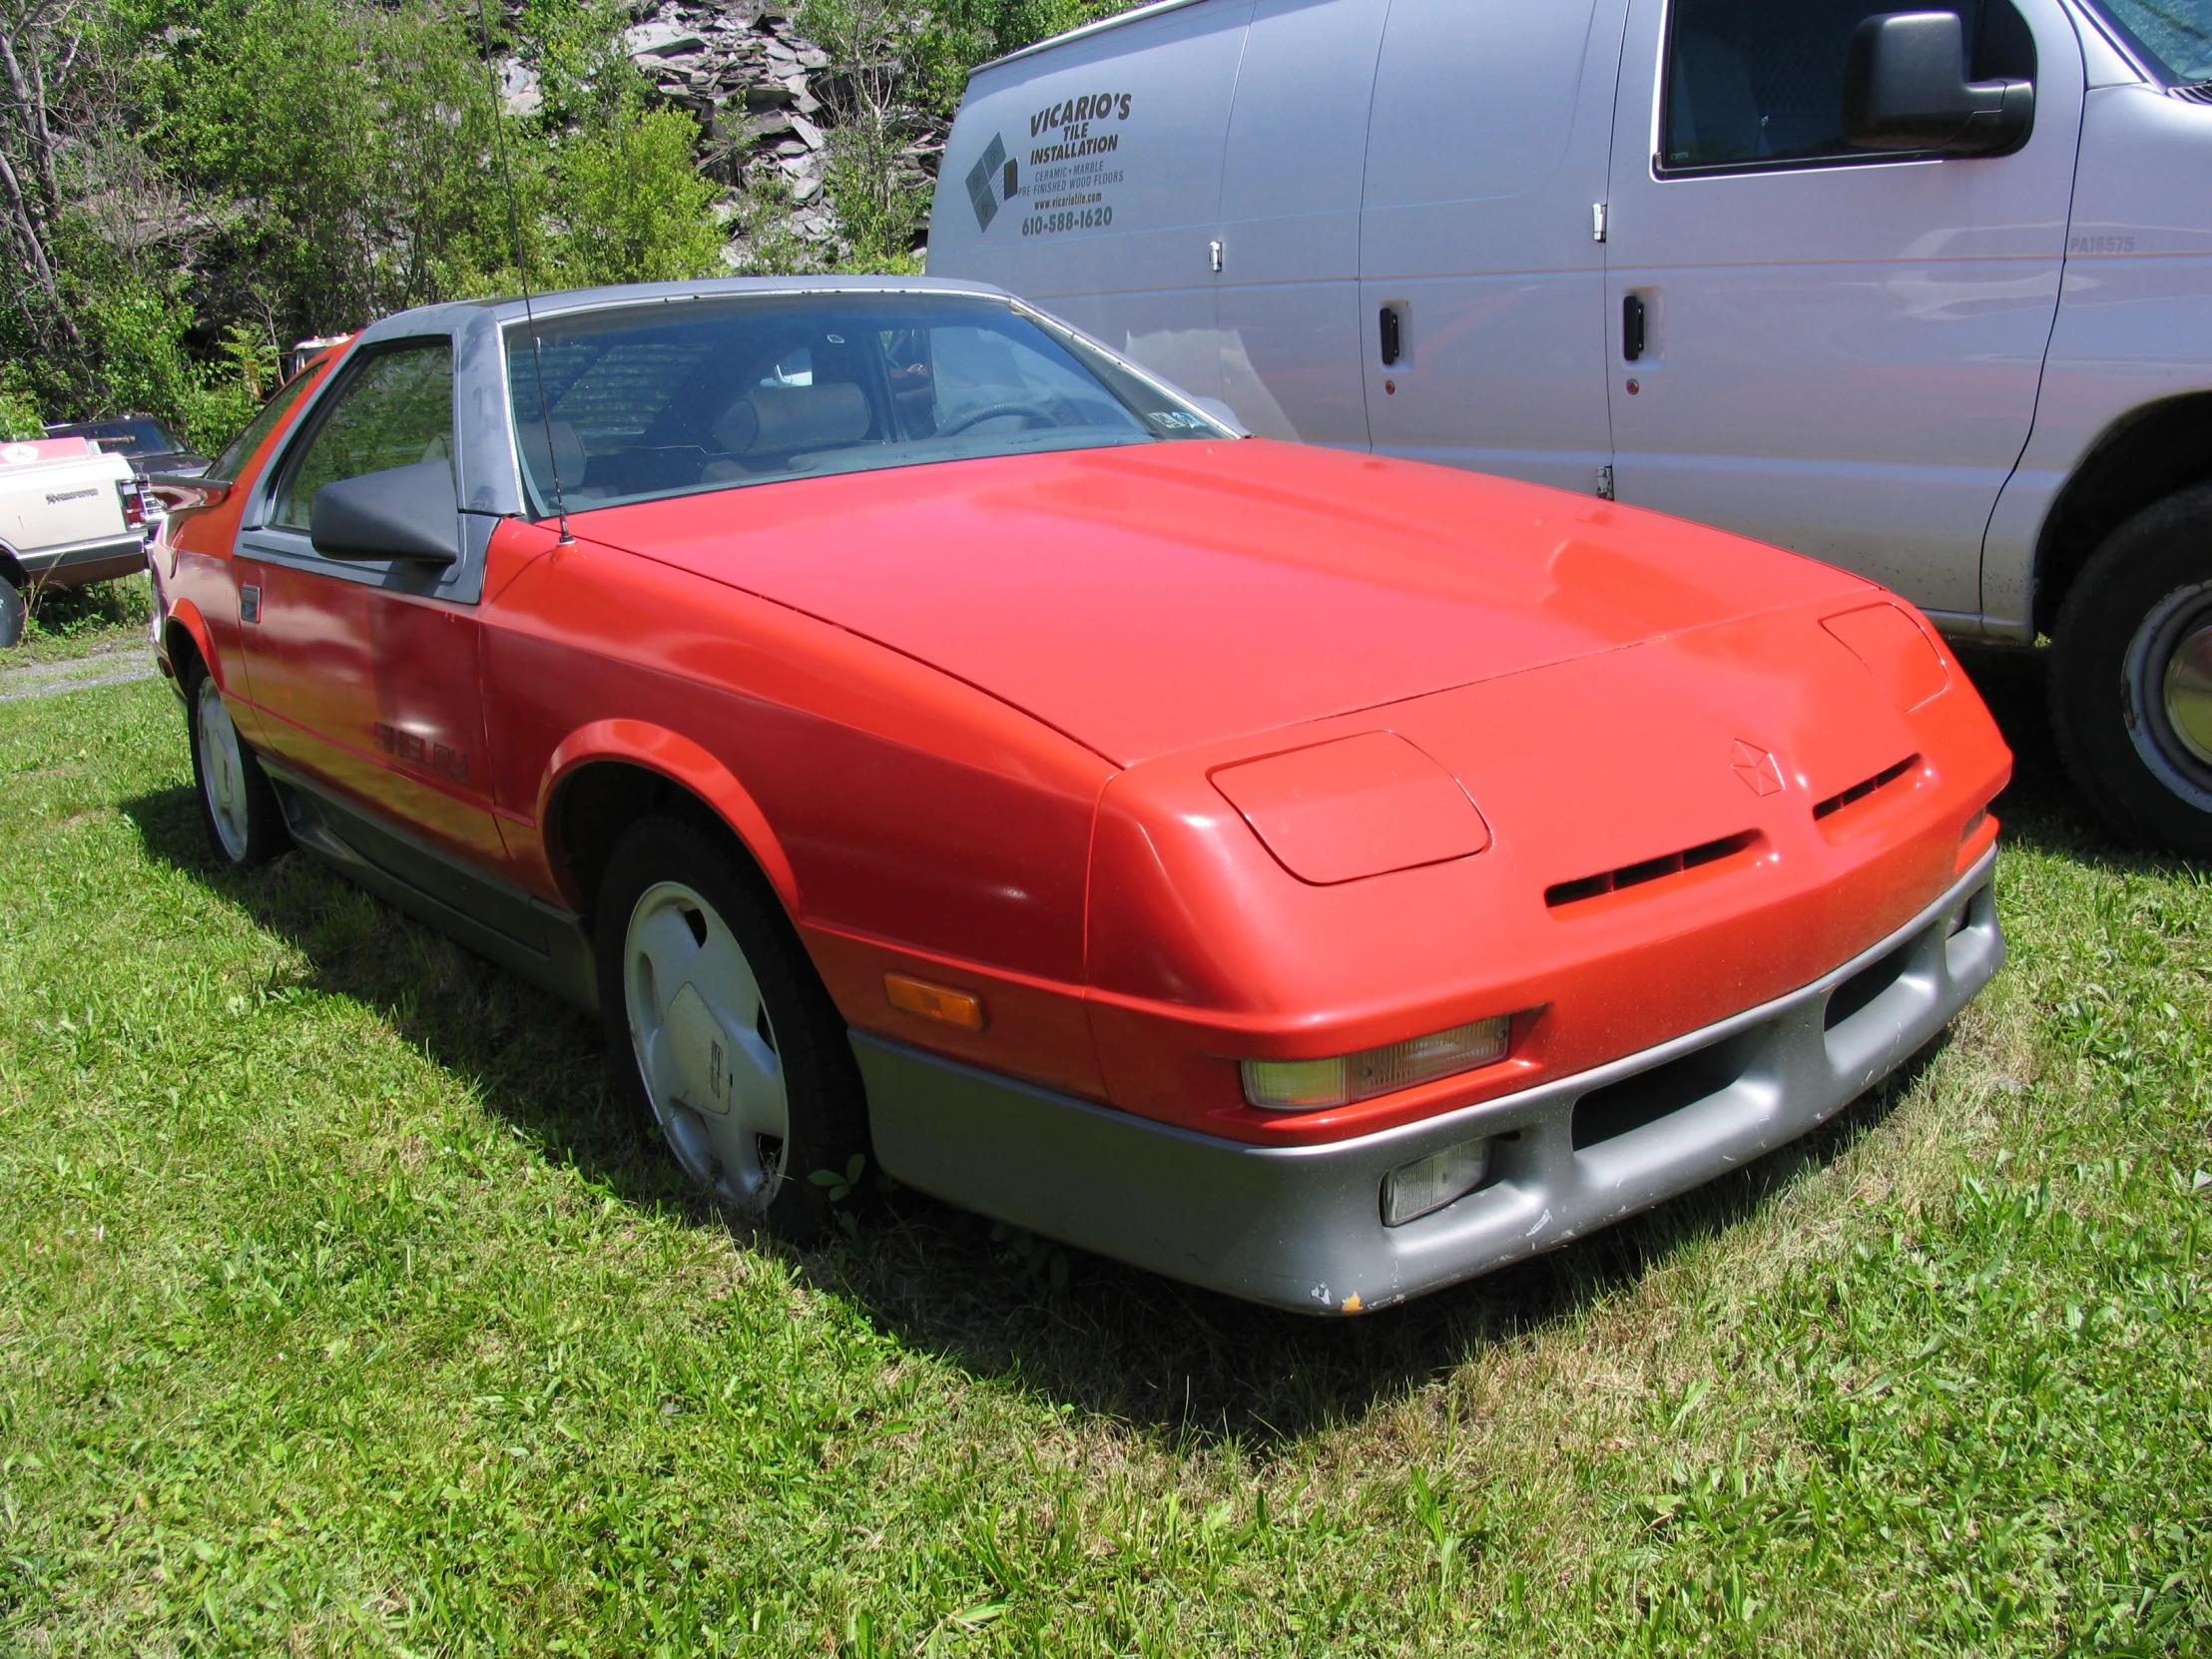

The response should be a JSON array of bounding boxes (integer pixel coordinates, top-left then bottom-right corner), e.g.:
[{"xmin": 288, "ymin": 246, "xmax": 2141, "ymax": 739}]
[
  {"xmin": 2174, "ymin": 81, "xmax": 2212, "ymax": 103},
  {"xmin": 1813, "ymin": 755, "xmax": 1919, "ymax": 821},
  {"xmin": 1546, "ymin": 830, "xmax": 1760, "ymax": 908}
]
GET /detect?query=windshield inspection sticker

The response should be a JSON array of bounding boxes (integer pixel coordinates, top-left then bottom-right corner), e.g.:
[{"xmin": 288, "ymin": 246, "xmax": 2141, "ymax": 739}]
[{"xmin": 965, "ymin": 92, "xmax": 1132, "ymax": 238}]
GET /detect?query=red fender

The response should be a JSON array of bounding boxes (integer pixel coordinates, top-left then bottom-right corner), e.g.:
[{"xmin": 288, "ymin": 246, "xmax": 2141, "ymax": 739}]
[
  {"xmin": 161, "ymin": 597, "xmax": 224, "ymax": 693},
  {"xmin": 533, "ymin": 719, "xmax": 800, "ymax": 913}
]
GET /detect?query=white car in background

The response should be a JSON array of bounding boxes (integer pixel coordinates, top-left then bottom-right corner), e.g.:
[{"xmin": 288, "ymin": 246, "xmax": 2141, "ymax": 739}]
[
  {"xmin": 929, "ymin": 0, "xmax": 2212, "ymax": 856},
  {"xmin": 0, "ymin": 436, "xmax": 154, "ymax": 646}
]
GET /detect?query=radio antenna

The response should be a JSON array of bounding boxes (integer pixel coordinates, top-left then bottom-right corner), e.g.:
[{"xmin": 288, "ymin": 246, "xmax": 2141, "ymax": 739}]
[{"xmin": 474, "ymin": 0, "xmax": 573, "ymax": 545}]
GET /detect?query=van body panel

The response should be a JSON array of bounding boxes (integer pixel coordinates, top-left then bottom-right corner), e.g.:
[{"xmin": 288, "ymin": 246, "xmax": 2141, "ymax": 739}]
[
  {"xmin": 1358, "ymin": 0, "xmax": 1624, "ymax": 493},
  {"xmin": 1211, "ymin": 0, "xmax": 1390, "ymax": 446},
  {"xmin": 930, "ymin": 1, "xmax": 1250, "ymax": 402},
  {"xmin": 1601, "ymin": 0, "xmax": 2084, "ymax": 617},
  {"xmin": 1981, "ymin": 83, "xmax": 2212, "ymax": 631}
]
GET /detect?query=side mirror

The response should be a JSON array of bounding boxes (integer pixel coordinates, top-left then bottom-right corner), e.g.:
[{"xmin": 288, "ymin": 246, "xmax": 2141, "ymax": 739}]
[
  {"xmin": 308, "ymin": 459, "xmax": 461, "ymax": 565},
  {"xmin": 1841, "ymin": 11, "xmax": 2033, "ymax": 156}
]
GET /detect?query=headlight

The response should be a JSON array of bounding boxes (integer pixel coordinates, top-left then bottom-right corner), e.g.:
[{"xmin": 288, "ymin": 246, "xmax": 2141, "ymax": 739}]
[{"xmin": 1239, "ymin": 1015, "xmax": 1511, "ymax": 1111}]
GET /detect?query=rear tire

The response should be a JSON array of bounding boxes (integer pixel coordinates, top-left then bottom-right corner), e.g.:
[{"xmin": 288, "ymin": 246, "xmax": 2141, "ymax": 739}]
[
  {"xmin": 2049, "ymin": 483, "xmax": 2212, "ymax": 859},
  {"xmin": 0, "ymin": 572, "xmax": 23, "ymax": 648},
  {"xmin": 596, "ymin": 816, "xmax": 868, "ymax": 1239},
  {"xmin": 186, "ymin": 659, "xmax": 286, "ymax": 866}
]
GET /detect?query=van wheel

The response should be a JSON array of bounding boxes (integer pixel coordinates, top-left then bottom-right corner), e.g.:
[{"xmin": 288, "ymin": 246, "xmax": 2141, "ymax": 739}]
[
  {"xmin": 0, "ymin": 572, "xmax": 24, "ymax": 649},
  {"xmin": 2049, "ymin": 483, "xmax": 2212, "ymax": 858},
  {"xmin": 596, "ymin": 816, "xmax": 868, "ymax": 1239},
  {"xmin": 187, "ymin": 661, "xmax": 286, "ymax": 865}
]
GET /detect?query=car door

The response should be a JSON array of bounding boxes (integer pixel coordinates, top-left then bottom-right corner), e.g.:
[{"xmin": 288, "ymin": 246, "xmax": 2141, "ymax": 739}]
[
  {"xmin": 1358, "ymin": 0, "xmax": 1625, "ymax": 494},
  {"xmin": 1602, "ymin": 0, "xmax": 2083, "ymax": 619},
  {"xmin": 232, "ymin": 335, "xmax": 508, "ymax": 874}
]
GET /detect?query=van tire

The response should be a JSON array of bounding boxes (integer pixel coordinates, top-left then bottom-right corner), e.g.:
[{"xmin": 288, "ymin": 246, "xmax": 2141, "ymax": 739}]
[
  {"xmin": 2048, "ymin": 484, "xmax": 2212, "ymax": 858},
  {"xmin": 596, "ymin": 816, "xmax": 869, "ymax": 1240},
  {"xmin": 0, "ymin": 572, "xmax": 23, "ymax": 648}
]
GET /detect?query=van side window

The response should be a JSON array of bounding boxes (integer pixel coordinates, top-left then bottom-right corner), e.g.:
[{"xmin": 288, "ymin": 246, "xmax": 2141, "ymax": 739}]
[
  {"xmin": 1659, "ymin": 0, "xmax": 2026, "ymax": 174},
  {"xmin": 271, "ymin": 340, "xmax": 454, "ymax": 533}
]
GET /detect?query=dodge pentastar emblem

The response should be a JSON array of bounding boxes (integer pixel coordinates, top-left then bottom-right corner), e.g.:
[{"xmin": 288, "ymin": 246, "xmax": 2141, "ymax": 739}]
[{"xmin": 1731, "ymin": 740, "xmax": 1785, "ymax": 797}]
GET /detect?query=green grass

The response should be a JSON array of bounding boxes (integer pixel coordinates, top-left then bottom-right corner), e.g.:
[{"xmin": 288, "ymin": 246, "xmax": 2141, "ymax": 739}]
[
  {"xmin": 4, "ymin": 576, "xmax": 154, "ymax": 666},
  {"xmin": 1, "ymin": 644, "xmax": 2206, "ymax": 1656}
]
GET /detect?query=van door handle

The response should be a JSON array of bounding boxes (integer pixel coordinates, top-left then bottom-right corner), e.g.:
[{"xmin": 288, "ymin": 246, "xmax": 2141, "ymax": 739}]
[
  {"xmin": 1622, "ymin": 294, "xmax": 1646, "ymax": 362},
  {"xmin": 1380, "ymin": 305, "xmax": 1402, "ymax": 366}
]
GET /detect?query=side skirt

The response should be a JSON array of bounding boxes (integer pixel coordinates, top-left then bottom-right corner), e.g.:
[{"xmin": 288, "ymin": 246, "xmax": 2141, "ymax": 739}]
[{"xmin": 262, "ymin": 760, "xmax": 600, "ymax": 1015}]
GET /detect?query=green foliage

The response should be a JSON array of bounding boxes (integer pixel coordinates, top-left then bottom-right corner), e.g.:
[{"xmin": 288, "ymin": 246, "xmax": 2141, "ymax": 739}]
[
  {"xmin": 0, "ymin": 370, "xmax": 43, "ymax": 441},
  {"xmin": 549, "ymin": 105, "xmax": 725, "ymax": 286}
]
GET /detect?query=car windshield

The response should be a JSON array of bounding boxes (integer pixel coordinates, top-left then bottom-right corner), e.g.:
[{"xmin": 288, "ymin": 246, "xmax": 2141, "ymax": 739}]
[
  {"xmin": 69, "ymin": 418, "xmax": 184, "ymax": 456},
  {"xmin": 503, "ymin": 291, "xmax": 1231, "ymax": 514},
  {"xmin": 2094, "ymin": 0, "xmax": 2212, "ymax": 81},
  {"xmin": 208, "ymin": 369, "xmax": 320, "ymax": 482}
]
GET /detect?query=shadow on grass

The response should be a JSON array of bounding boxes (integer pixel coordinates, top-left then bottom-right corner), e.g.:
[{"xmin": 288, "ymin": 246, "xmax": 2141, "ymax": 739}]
[{"xmin": 116, "ymin": 642, "xmax": 2108, "ymax": 1445}]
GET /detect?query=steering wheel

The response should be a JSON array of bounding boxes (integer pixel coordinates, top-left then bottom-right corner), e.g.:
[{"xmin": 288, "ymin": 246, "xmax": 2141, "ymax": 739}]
[{"xmin": 936, "ymin": 401, "xmax": 1059, "ymax": 437}]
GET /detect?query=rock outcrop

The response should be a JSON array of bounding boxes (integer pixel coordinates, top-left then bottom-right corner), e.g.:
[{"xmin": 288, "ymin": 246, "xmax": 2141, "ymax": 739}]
[{"xmin": 510, "ymin": 0, "xmax": 948, "ymax": 265}]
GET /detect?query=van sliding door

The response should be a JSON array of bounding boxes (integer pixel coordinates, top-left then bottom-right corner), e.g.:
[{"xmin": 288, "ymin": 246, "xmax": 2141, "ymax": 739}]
[{"xmin": 1359, "ymin": 0, "xmax": 1626, "ymax": 492}]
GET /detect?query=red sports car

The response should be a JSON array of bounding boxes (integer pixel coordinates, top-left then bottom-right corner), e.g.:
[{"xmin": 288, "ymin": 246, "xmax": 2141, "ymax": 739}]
[{"xmin": 150, "ymin": 278, "xmax": 2009, "ymax": 1314}]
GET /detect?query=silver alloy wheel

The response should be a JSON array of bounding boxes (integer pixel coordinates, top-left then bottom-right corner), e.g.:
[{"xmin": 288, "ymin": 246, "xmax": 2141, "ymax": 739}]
[
  {"xmin": 2165, "ymin": 615, "xmax": 2212, "ymax": 767},
  {"xmin": 195, "ymin": 675, "xmax": 254, "ymax": 861},
  {"xmin": 623, "ymin": 878, "xmax": 789, "ymax": 1213},
  {"xmin": 2124, "ymin": 580, "xmax": 2212, "ymax": 809}
]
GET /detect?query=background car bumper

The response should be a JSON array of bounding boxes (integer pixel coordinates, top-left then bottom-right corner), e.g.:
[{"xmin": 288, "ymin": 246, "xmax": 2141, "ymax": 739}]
[
  {"xmin": 857, "ymin": 847, "xmax": 2002, "ymax": 1313},
  {"xmin": 20, "ymin": 532, "xmax": 148, "ymax": 588}
]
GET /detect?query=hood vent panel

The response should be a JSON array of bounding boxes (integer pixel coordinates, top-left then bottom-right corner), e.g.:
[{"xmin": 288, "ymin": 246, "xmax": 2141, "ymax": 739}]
[
  {"xmin": 1814, "ymin": 754, "xmax": 1918, "ymax": 821},
  {"xmin": 1546, "ymin": 829, "xmax": 1760, "ymax": 909}
]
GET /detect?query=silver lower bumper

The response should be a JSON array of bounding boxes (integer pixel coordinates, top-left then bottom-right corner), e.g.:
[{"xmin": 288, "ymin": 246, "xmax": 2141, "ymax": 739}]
[
  {"xmin": 18, "ymin": 533, "xmax": 147, "ymax": 587},
  {"xmin": 856, "ymin": 849, "xmax": 2003, "ymax": 1314}
]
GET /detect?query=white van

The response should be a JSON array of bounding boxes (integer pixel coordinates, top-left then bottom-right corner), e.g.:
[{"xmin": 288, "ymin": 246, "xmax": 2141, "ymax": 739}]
[{"xmin": 928, "ymin": 0, "xmax": 2212, "ymax": 856}]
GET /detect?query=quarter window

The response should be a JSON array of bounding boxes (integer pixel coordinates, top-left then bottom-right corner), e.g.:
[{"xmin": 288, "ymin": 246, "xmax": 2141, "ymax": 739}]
[
  {"xmin": 1660, "ymin": 0, "xmax": 2027, "ymax": 173},
  {"xmin": 271, "ymin": 340, "xmax": 454, "ymax": 532}
]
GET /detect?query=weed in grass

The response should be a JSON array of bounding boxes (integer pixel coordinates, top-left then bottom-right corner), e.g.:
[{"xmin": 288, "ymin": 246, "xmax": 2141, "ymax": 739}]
[{"xmin": 0, "ymin": 642, "xmax": 2205, "ymax": 1655}]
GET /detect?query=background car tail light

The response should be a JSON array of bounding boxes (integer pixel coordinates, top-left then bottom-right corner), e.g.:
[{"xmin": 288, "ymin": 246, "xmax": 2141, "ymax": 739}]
[
  {"xmin": 1240, "ymin": 1015, "xmax": 1510, "ymax": 1111},
  {"xmin": 116, "ymin": 477, "xmax": 148, "ymax": 529},
  {"xmin": 1382, "ymin": 1137, "xmax": 1491, "ymax": 1227}
]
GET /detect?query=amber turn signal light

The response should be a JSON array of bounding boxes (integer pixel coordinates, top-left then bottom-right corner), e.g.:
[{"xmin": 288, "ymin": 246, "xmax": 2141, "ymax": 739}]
[{"xmin": 883, "ymin": 973, "xmax": 987, "ymax": 1032}]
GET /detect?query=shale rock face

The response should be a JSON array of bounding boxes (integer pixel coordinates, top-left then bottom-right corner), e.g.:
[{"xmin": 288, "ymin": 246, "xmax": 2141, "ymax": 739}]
[{"xmin": 550, "ymin": 0, "xmax": 948, "ymax": 264}]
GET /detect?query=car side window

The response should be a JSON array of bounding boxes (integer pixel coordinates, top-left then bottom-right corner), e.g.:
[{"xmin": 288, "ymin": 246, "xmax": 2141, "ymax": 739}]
[
  {"xmin": 1659, "ymin": 0, "xmax": 2015, "ymax": 173},
  {"xmin": 270, "ymin": 340, "xmax": 453, "ymax": 533}
]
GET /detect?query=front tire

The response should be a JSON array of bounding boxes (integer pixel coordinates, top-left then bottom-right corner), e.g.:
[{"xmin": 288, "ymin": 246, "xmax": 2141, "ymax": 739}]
[
  {"xmin": 596, "ymin": 816, "xmax": 868, "ymax": 1238},
  {"xmin": 187, "ymin": 661, "xmax": 285, "ymax": 865},
  {"xmin": 0, "ymin": 571, "xmax": 24, "ymax": 649},
  {"xmin": 2050, "ymin": 485, "xmax": 2212, "ymax": 858}
]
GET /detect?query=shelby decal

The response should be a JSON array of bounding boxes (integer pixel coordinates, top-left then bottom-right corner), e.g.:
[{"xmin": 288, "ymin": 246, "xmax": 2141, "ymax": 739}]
[{"xmin": 374, "ymin": 721, "xmax": 468, "ymax": 780}]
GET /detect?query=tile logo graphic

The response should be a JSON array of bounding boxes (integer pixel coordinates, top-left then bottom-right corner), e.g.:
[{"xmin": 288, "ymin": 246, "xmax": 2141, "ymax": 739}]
[
  {"xmin": 966, "ymin": 133, "xmax": 1014, "ymax": 232},
  {"xmin": 1730, "ymin": 739, "xmax": 1785, "ymax": 797}
]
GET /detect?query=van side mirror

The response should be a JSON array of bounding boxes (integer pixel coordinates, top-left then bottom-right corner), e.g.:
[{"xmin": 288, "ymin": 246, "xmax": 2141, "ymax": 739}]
[
  {"xmin": 1841, "ymin": 11, "xmax": 2033, "ymax": 157},
  {"xmin": 308, "ymin": 459, "xmax": 461, "ymax": 565}
]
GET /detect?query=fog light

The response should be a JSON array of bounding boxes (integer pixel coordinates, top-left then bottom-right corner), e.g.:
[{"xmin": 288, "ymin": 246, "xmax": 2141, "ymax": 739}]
[
  {"xmin": 1240, "ymin": 1016, "xmax": 1510, "ymax": 1111},
  {"xmin": 1382, "ymin": 1138, "xmax": 1490, "ymax": 1227}
]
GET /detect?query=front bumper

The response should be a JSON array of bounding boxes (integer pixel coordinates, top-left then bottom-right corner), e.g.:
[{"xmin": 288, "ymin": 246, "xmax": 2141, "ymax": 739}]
[{"xmin": 857, "ymin": 848, "xmax": 2002, "ymax": 1313}]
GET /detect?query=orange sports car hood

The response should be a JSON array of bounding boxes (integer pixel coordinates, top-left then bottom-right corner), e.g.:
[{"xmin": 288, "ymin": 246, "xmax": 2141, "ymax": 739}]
[{"xmin": 577, "ymin": 438, "xmax": 1875, "ymax": 766}]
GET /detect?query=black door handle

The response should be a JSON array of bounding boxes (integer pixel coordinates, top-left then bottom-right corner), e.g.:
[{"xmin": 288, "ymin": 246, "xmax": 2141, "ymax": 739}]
[
  {"xmin": 1380, "ymin": 305, "xmax": 1401, "ymax": 366},
  {"xmin": 1622, "ymin": 294, "xmax": 1646, "ymax": 362}
]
